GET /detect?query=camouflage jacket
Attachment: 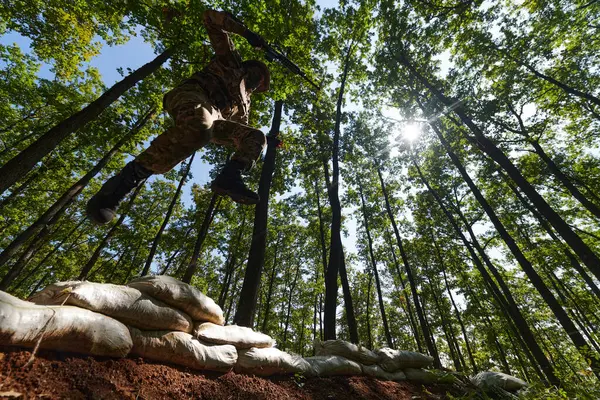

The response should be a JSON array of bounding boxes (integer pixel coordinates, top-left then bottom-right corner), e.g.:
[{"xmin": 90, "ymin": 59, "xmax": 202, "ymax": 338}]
[{"xmin": 185, "ymin": 10, "xmax": 251, "ymax": 125}]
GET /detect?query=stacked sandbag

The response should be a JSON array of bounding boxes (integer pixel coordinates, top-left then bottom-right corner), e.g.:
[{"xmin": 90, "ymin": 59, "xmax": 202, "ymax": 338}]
[
  {"xmin": 375, "ymin": 348, "xmax": 434, "ymax": 371},
  {"xmin": 236, "ymin": 347, "xmax": 313, "ymax": 376},
  {"xmin": 471, "ymin": 371, "xmax": 528, "ymax": 392},
  {"xmin": 29, "ymin": 281, "xmax": 193, "ymax": 333},
  {"xmin": 0, "ymin": 291, "xmax": 132, "ymax": 357},
  {"xmin": 194, "ymin": 322, "xmax": 275, "ymax": 349},
  {"xmin": 362, "ymin": 364, "xmax": 406, "ymax": 381},
  {"xmin": 305, "ymin": 355, "xmax": 363, "ymax": 377},
  {"xmin": 127, "ymin": 275, "xmax": 224, "ymax": 325},
  {"xmin": 129, "ymin": 327, "xmax": 237, "ymax": 371},
  {"xmin": 315, "ymin": 339, "xmax": 378, "ymax": 365}
]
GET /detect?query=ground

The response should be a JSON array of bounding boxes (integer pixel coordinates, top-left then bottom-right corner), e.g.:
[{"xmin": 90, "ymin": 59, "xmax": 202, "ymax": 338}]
[{"xmin": 0, "ymin": 347, "xmax": 473, "ymax": 399}]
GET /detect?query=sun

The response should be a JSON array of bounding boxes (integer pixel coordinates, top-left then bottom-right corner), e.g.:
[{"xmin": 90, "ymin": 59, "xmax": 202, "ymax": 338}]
[{"xmin": 403, "ymin": 123, "xmax": 421, "ymax": 142}]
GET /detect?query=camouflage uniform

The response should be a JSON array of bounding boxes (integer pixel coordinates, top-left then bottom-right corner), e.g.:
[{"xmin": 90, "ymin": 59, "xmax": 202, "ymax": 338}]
[{"xmin": 136, "ymin": 10, "xmax": 266, "ymax": 174}]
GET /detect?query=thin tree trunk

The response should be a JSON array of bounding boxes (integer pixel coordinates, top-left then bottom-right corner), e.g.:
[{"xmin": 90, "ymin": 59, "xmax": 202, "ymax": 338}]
[
  {"xmin": 0, "ymin": 108, "xmax": 155, "ymax": 288},
  {"xmin": 0, "ymin": 49, "xmax": 172, "ymax": 196},
  {"xmin": 366, "ymin": 272, "xmax": 374, "ymax": 350},
  {"xmin": 218, "ymin": 253, "xmax": 236, "ymax": 308},
  {"xmin": 378, "ymin": 167, "xmax": 428, "ymax": 354},
  {"xmin": 442, "ymin": 267, "xmax": 478, "ymax": 373},
  {"xmin": 385, "ymin": 230, "xmax": 420, "ymax": 350},
  {"xmin": 182, "ymin": 193, "xmax": 221, "ymax": 283},
  {"xmin": 299, "ymin": 309, "xmax": 307, "ymax": 356},
  {"xmin": 426, "ymin": 271, "xmax": 461, "ymax": 371},
  {"xmin": 159, "ymin": 225, "xmax": 194, "ymax": 275},
  {"xmin": 217, "ymin": 215, "xmax": 247, "ymax": 308},
  {"xmin": 78, "ymin": 183, "xmax": 144, "ymax": 280},
  {"xmin": 261, "ymin": 237, "xmax": 281, "ymax": 334},
  {"xmin": 282, "ymin": 263, "xmax": 301, "ymax": 351},
  {"xmin": 419, "ymin": 294, "xmax": 441, "ymax": 367},
  {"xmin": 359, "ymin": 185, "xmax": 393, "ymax": 347},
  {"xmin": 233, "ymin": 100, "xmax": 282, "ymax": 327},
  {"xmin": 315, "ymin": 175, "xmax": 328, "ymax": 277},
  {"xmin": 142, "ymin": 154, "xmax": 194, "ymax": 276}
]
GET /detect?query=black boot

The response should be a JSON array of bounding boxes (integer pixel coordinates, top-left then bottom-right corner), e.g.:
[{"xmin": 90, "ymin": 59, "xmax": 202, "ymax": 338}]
[
  {"xmin": 86, "ymin": 161, "xmax": 153, "ymax": 224},
  {"xmin": 211, "ymin": 160, "xmax": 259, "ymax": 205}
]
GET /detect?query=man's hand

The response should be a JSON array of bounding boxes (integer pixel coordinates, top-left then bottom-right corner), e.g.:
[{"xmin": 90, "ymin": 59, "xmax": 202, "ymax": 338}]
[{"xmin": 244, "ymin": 30, "xmax": 268, "ymax": 49}]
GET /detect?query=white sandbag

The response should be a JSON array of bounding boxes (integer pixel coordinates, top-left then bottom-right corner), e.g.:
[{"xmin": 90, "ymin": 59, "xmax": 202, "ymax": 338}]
[
  {"xmin": 236, "ymin": 347, "xmax": 313, "ymax": 376},
  {"xmin": 315, "ymin": 339, "xmax": 378, "ymax": 365},
  {"xmin": 0, "ymin": 291, "xmax": 132, "ymax": 357},
  {"xmin": 129, "ymin": 327, "xmax": 237, "ymax": 371},
  {"xmin": 193, "ymin": 322, "xmax": 274, "ymax": 349},
  {"xmin": 127, "ymin": 275, "xmax": 224, "ymax": 325},
  {"xmin": 471, "ymin": 371, "xmax": 528, "ymax": 391},
  {"xmin": 362, "ymin": 364, "xmax": 406, "ymax": 381},
  {"xmin": 304, "ymin": 355, "xmax": 363, "ymax": 377},
  {"xmin": 29, "ymin": 281, "xmax": 192, "ymax": 333},
  {"xmin": 375, "ymin": 348, "xmax": 434, "ymax": 371}
]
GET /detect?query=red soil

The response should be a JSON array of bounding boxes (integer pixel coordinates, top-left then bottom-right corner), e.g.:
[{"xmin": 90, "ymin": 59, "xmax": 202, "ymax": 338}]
[{"xmin": 0, "ymin": 347, "xmax": 464, "ymax": 399}]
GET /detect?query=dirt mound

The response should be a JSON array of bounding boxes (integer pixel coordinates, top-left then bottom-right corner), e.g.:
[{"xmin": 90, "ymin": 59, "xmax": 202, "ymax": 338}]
[{"xmin": 0, "ymin": 347, "xmax": 464, "ymax": 399}]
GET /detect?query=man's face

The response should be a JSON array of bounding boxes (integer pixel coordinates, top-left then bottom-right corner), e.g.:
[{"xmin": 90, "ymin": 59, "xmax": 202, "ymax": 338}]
[{"xmin": 245, "ymin": 66, "xmax": 264, "ymax": 92}]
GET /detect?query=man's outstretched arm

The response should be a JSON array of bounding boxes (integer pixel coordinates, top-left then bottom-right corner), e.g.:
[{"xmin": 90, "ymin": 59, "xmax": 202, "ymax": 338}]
[{"xmin": 203, "ymin": 10, "xmax": 248, "ymax": 64}]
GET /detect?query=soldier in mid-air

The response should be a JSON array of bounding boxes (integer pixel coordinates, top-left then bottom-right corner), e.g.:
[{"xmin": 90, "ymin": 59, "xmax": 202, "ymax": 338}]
[{"xmin": 86, "ymin": 9, "xmax": 271, "ymax": 225}]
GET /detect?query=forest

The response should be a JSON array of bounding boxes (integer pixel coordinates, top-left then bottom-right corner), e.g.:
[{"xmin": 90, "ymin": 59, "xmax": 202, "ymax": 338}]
[{"xmin": 0, "ymin": 0, "xmax": 599, "ymax": 397}]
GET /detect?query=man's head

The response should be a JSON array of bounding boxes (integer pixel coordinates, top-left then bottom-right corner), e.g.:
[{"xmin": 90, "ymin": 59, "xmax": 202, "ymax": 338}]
[{"xmin": 242, "ymin": 60, "xmax": 270, "ymax": 93}]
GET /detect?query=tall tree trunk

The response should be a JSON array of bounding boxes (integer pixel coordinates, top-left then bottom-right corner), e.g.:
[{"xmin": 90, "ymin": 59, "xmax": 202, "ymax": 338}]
[
  {"xmin": 159, "ymin": 225, "xmax": 194, "ymax": 275},
  {"xmin": 78, "ymin": 183, "xmax": 144, "ymax": 280},
  {"xmin": 282, "ymin": 263, "xmax": 301, "ymax": 351},
  {"xmin": 299, "ymin": 309, "xmax": 307, "ymax": 356},
  {"xmin": 431, "ymin": 121, "xmax": 600, "ymax": 378},
  {"xmin": 217, "ymin": 214, "xmax": 247, "ymax": 308},
  {"xmin": 359, "ymin": 185, "xmax": 393, "ymax": 348},
  {"xmin": 419, "ymin": 294, "xmax": 441, "ymax": 367},
  {"xmin": 0, "ymin": 49, "xmax": 172, "ymax": 196},
  {"xmin": 366, "ymin": 272, "xmax": 374, "ymax": 350},
  {"xmin": 386, "ymin": 231, "xmax": 423, "ymax": 353},
  {"xmin": 441, "ymin": 267, "xmax": 478, "ymax": 373},
  {"xmin": 323, "ymin": 42, "xmax": 360, "ymax": 343},
  {"xmin": 402, "ymin": 57, "xmax": 600, "ymax": 283},
  {"xmin": 142, "ymin": 154, "xmax": 194, "ymax": 276},
  {"xmin": 385, "ymin": 232, "xmax": 420, "ymax": 350},
  {"xmin": 425, "ymin": 271, "xmax": 461, "ymax": 371},
  {"xmin": 315, "ymin": 175, "xmax": 328, "ymax": 277},
  {"xmin": 233, "ymin": 100, "xmax": 282, "ymax": 327},
  {"xmin": 0, "ymin": 108, "xmax": 155, "ymax": 288},
  {"xmin": 412, "ymin": 158, "xmax": 559, "ymax": 386},
  {"xmin": 378, "ymin": 167, "xmax": 428, "ymax": 354},
  {"xmin": 261, "ymin": 236, "xmax": 281, "ymax": 334},
  {"xmin": 182, "ymin": 193, "xmax": 221, "ymax": 283}
]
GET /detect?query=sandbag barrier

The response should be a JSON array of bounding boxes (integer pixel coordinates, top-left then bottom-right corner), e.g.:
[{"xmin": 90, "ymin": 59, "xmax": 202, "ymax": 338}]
[{"xmin": 0, "ymin": 276, "xmax": 527, "ymax": 393}]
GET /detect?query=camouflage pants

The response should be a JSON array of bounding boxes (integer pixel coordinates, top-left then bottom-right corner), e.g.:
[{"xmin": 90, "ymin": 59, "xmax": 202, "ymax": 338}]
[{"xmin": 136, "ymin": 82, "xmax": 266, "ymax": 174}]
